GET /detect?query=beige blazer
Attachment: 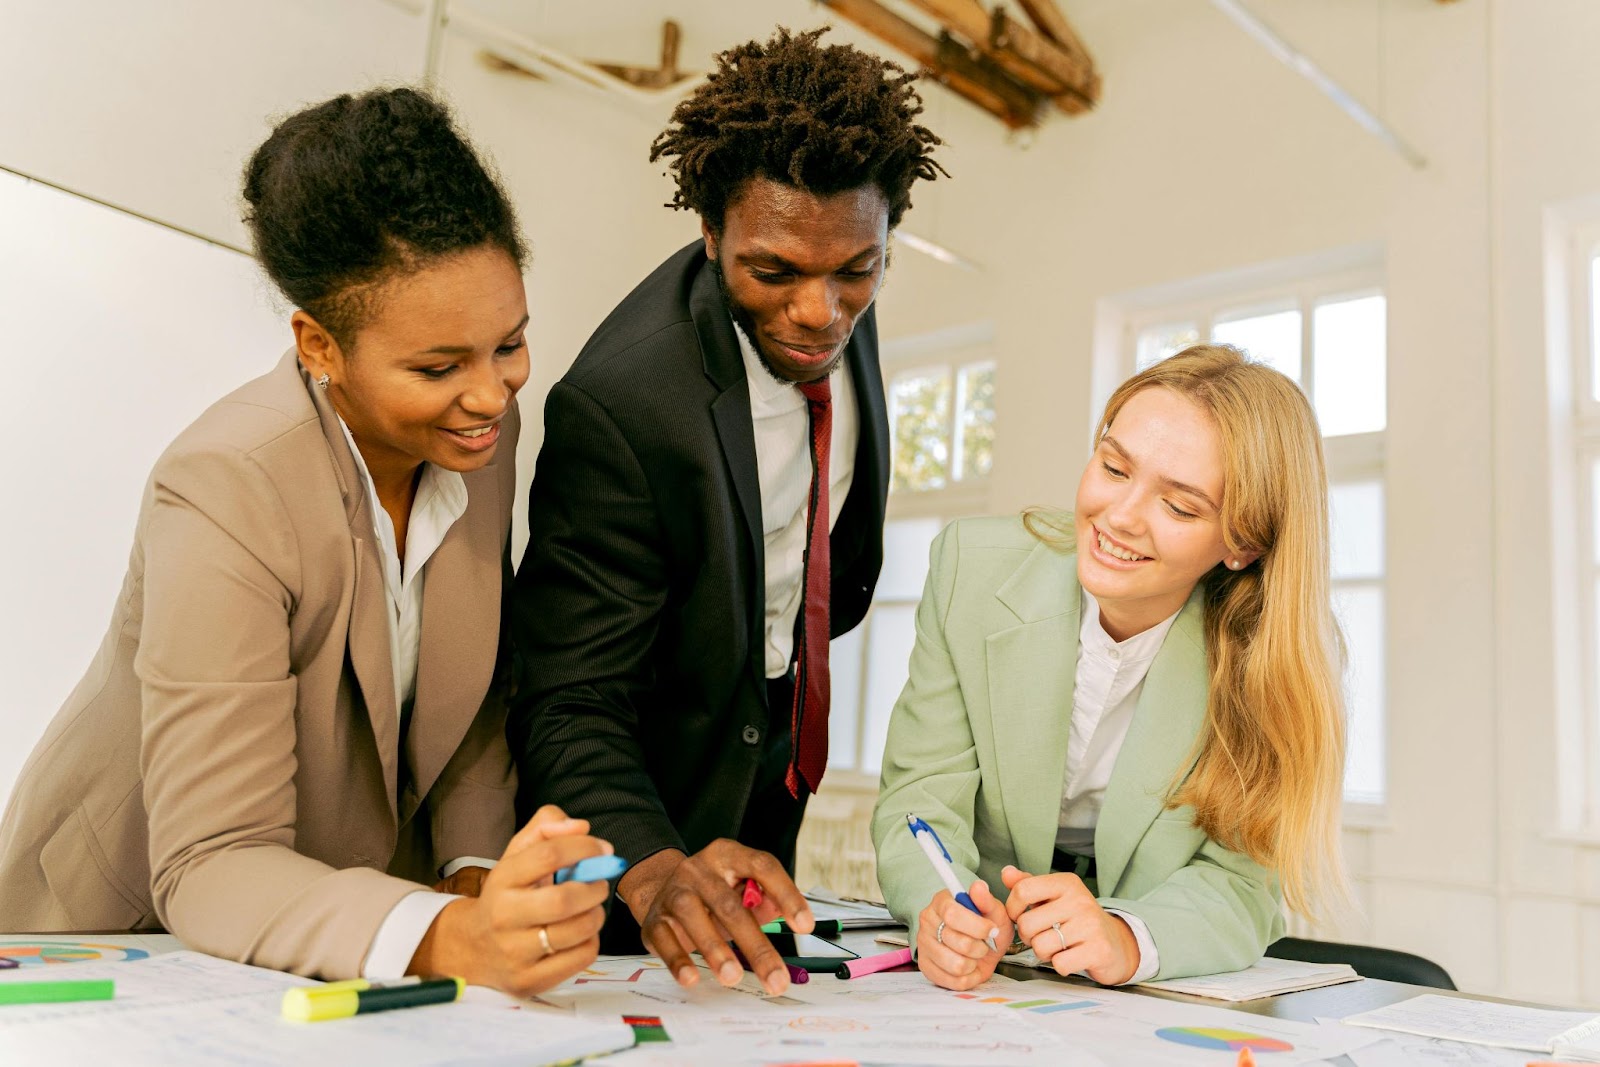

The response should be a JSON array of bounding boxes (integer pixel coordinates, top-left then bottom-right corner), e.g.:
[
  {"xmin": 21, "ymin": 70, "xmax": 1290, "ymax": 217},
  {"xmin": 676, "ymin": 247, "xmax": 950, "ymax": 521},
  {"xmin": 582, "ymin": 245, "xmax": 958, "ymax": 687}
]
[{"xmin": 0, "ymin": 350, "xmax": 518, "ymax": 978}]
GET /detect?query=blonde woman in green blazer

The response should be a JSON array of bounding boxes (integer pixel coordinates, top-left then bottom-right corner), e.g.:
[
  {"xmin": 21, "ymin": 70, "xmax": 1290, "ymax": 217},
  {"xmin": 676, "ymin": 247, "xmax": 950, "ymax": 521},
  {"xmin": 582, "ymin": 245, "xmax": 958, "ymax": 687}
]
[{"xmin": 873, "ymin": 345, "xmax": 1348, "ymax": 989}]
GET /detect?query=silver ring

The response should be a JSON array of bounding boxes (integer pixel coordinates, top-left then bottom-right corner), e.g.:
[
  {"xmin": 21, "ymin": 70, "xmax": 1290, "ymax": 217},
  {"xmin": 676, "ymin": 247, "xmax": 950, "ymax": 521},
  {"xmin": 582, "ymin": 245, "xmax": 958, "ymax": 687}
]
[
  {"xmin": 935, "ymin": 920, "xmax": 947, "ymax": 945},
  {"xmin": 1052, "ymin": 921, "xmax": 1067, "ymax": 953},
  {"xmin": 537, "ymin": 925, "xmax": 554, "ymax": 957}
]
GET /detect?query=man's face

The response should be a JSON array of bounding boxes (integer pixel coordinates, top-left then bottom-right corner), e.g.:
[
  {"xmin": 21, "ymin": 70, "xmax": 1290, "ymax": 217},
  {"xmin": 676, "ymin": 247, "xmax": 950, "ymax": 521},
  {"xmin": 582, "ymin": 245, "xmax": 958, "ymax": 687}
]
[{"xmin": 703, "ymin": 177, "xmax": 890, "ymax": 384}]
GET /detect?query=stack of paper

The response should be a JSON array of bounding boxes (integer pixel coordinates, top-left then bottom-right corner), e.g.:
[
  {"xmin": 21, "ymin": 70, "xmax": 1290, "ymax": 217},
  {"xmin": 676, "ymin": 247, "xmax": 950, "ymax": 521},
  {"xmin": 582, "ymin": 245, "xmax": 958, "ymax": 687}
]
[
  {"xmin": 1136, "ymin": 957, "xmax": 1361, "ymax": 1001},
  {"xmin": 804, "ymin": 887, "xmax": 899, "ymax": 928},
  {"xmin": 0, "ymin": 951, "xmax": 636, "ymax": 1066},
  {"xmin": 1344, "ymin": 993, "xmax": 1600, "ymax": 1061}
]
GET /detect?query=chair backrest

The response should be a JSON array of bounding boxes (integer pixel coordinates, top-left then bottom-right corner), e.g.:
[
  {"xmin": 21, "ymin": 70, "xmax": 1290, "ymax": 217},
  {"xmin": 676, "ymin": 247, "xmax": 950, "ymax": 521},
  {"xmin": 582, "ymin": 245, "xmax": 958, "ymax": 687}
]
[{"xmin": 1266, "ymin": 936, "xmax": 1457, "ymax": 990}]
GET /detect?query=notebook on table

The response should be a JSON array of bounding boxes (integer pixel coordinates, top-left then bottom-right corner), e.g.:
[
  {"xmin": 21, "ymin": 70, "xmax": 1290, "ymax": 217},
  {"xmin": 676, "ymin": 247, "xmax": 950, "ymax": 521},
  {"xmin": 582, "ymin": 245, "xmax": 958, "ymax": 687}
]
[{"xmin": 1343, "ymin": 993, "xmax": 1600, "ymax": 1060}]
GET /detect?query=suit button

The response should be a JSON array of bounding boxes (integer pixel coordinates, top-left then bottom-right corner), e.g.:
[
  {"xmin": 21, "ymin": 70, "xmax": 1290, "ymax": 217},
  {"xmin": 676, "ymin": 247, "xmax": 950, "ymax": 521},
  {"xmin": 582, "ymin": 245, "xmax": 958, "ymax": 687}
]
[{"xmin": 742, "ymin": 725, "xmax": 761, "ymax": 746}]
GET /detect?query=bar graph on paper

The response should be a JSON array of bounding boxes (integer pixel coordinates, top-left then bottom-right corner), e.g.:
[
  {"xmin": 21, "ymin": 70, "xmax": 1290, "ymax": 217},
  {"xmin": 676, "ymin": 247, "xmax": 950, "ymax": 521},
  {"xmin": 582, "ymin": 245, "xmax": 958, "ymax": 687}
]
[{"xmin": 953, "ymin": 990, "xmax": 1099, "ymax": 1015}]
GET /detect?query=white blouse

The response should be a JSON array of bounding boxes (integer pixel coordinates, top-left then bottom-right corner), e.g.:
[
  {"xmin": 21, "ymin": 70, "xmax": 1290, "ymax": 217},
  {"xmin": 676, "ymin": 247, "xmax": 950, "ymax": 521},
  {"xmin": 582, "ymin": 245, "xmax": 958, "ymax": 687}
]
[
  {"xmin": 336, "ymin": 418, "xmax": 483, "ymax": 978},
  {"xmin": 1055, "ymin": 589, "xmax": 1182, "ymax": 984}
]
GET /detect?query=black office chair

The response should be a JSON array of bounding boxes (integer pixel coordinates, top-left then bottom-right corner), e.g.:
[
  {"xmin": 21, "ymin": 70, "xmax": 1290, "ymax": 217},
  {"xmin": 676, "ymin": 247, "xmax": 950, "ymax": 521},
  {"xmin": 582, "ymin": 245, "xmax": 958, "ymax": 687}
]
[{"xmin": 1266, "ymin": 936, "xmax": 1457, "ymax": 990}]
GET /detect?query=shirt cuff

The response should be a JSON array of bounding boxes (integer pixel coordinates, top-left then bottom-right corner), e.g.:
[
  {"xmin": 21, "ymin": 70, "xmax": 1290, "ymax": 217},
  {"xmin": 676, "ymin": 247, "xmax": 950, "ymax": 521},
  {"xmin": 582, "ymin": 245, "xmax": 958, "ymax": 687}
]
[
  {"xmin": 1104, "ymin": 908, "xmax": 1161, "ymax": 984},
  {"xmin": 362, "ymin": 891, "xmax": 460, "ymax": 979},
  {"xmin": 439, "ymin": 856, "xmax": 498, "ymax": 879}
]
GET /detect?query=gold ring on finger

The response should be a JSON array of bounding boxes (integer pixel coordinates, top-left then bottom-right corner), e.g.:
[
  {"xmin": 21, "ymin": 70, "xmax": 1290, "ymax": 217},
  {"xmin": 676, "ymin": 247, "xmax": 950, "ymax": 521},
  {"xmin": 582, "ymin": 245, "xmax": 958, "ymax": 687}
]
[
  {"xmin": 1052, "ymin": 921, "xmax": 1067, "ymax": 953},
  {"xmin": 538, "ymin": 925, "xmax": 554, "ymax": 957},
  {"xmin": 935, "ymin": 920, "xmax": 947, "ymax": 945}
]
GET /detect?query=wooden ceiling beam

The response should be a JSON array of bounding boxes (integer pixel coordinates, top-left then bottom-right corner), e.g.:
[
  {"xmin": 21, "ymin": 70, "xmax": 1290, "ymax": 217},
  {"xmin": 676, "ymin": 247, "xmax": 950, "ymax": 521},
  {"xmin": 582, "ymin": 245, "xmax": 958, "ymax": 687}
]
[
  {"xmin": 906, "ymin": 0, "xmax": 1099, "ymax": 114},
  {"xmin": 820, "ymin": 0, "xmax": 1043, "ymax": 129}
]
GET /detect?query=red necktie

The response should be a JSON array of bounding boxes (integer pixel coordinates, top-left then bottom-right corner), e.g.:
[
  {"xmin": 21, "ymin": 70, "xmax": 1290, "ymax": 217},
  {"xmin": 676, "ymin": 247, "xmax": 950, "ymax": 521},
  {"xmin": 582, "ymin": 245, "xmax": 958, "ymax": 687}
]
[{"xmin": 787, "ymin": 377, "xmax": 832, "ymax": 798}]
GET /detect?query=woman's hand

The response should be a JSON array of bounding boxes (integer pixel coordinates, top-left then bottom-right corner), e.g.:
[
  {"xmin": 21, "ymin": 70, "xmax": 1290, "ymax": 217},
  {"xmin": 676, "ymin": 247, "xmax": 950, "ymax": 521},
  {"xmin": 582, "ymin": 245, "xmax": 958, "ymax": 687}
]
[
  {"xmin": 1001, "ymin": 865, "xmax": 1139, "ymax": 986},
  {"xmin": 914, "ymin": 879, "xmax": 1011, "ymax": 991},
  {"xmin": 410, "ymin": 805, "xmax": 611, "ymax": 997}
]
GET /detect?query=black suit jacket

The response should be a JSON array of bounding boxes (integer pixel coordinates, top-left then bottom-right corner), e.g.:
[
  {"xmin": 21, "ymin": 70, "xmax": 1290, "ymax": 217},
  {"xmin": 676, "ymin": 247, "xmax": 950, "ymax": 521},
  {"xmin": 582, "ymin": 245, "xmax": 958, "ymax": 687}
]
[{"xmin": 506, "ymin": 241, "xmax": 889, "ymax": 940}]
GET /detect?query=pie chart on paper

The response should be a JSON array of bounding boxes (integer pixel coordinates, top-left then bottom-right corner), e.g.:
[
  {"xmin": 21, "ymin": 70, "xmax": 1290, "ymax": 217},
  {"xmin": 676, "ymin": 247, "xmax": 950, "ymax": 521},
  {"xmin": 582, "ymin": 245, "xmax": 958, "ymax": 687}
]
[
  {"xmin": 1155, "ymin": 1026, "xmax": 1294, "ymax": 1052},
  {"xmin": 0, "ymin": 942, "xmax": 151, "ymax": 967}
]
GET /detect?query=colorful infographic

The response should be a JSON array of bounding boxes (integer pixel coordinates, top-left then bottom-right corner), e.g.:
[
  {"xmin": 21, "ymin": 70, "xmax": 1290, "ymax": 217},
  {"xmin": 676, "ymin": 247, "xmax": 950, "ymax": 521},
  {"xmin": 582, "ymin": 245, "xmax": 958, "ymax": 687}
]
[
  {"xmin": 954, "ymin": 990, "xmax": 1100, "ymax": 1015},
  {"xmin": 1155, "ymin": 1026, "xmax": 1295, "ymax": 1052},
  {"xmin": 0, "ymin": 942, "xmax": 151, "ymax": 967}
]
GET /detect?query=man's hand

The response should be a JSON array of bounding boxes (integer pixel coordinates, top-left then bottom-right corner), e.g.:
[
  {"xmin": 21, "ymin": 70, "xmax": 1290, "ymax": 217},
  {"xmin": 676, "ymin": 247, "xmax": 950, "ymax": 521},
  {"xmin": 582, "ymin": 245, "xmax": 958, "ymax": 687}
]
[
  {"xmin": 914, "ymin": 880, "xmax": 1010, "ymax": 991},
  {"xmin": 433, "ymin": 866, "xmax": 491, "ymax": 898},
  {"xmin": 1001, "ymin": 865, "xmax": 1140, "ymax": 986},
  {"xmin": 621, "ymin": 839, "xmax": 813, "ymax": 995}
]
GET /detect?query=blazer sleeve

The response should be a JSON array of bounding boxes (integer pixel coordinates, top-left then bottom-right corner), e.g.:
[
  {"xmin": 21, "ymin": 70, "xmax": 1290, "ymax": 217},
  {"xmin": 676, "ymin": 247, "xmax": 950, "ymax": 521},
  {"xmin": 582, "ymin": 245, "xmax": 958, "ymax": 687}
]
[
  {"xmin": 137, "ymin": 443, "xmax": 423, "ymax": 978},
  {"xmin": 505, "ymin": 380, "xmax": 684, "ymax": 867},
  {"xmin": 870, "ymin": 523, "xmax": 982, "ymax": 948},
  {"xmin": 1098, "ymin": 823, "xmax": 1285, "ymax": 980}
]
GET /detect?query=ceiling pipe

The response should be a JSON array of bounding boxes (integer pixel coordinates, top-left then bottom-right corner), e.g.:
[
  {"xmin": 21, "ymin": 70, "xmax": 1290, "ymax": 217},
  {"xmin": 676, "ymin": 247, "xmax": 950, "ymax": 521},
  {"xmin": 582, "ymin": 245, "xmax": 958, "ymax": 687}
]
[{"xmin": 1209, "ymin": 0, "xmax": 1427, "ymax": 170}]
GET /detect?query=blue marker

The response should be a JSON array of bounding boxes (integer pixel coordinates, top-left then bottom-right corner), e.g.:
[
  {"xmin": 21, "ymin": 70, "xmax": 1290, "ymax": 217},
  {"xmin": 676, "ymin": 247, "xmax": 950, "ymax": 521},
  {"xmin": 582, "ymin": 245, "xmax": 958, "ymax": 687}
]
[
  {"xmin": 554, "ymin": 854, "xmax": 630, "ymax": 885},
  {"xmin": 906, "ymin": 814, "xmax": 997, "ymax": 952}
]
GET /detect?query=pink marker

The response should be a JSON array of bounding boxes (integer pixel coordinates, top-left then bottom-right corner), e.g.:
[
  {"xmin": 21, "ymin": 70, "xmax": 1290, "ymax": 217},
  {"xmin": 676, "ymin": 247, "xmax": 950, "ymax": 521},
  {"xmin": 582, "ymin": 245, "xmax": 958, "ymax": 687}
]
[{"xmin": 835, "ymin": 947, "xmax": 915, "ymax": 979}]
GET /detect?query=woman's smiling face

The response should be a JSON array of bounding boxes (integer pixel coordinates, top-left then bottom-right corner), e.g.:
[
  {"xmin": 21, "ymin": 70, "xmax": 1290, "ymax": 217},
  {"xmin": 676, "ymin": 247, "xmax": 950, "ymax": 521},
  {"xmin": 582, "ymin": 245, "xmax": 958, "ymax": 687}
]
[{"xmin": 1074, "ymin": 386, "xmax": 1238, "ymax": 640}]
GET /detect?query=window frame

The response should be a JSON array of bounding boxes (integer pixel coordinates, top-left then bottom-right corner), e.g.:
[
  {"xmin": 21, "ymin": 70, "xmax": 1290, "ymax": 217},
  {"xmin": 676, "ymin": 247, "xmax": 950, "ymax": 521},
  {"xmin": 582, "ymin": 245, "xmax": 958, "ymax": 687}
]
[
  {"xmin": 1565, "ymin": 220, "xmax": 1600, "ymax": 828},
  {"xmin": 824, "ymin": 323, "xmax": 996, "ymax": 786}
]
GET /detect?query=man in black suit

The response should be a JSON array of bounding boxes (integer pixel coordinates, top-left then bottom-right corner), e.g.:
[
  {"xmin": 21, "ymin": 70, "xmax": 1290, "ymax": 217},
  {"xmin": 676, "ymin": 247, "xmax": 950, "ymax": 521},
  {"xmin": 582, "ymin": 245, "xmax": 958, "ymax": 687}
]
[{"xmin": 506, "ymin": 28, "xmax": 945, "ymax": 995}]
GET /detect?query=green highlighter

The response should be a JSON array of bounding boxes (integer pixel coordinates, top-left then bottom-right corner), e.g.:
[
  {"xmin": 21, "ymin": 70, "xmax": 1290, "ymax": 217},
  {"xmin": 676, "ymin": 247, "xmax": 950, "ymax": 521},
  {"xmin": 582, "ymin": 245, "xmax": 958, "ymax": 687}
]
[{"xmin": 0, "ymin": 979, "xmax": 115, "ymax": 1005}]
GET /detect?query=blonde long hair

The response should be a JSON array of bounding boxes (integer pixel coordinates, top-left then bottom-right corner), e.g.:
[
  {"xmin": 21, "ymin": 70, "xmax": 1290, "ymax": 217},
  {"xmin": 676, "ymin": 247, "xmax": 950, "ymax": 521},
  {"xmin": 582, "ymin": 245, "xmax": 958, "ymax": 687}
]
[{"xmin": 1032, "ymin": 344, "xmax": 1348, "ymax": 920}]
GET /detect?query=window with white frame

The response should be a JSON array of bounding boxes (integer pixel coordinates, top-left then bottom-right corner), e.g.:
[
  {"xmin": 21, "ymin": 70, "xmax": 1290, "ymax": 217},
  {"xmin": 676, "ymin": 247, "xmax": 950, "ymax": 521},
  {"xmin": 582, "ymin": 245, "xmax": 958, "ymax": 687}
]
[
  {"xmin": 1122, "ymin": 264, "xmax": 1388, "ymax": 807},
  {"xmin": 827, "ymin": 324, "xmax": 996, "ymax": 783},
  {"xmin": 1566, "ymin": 224, "xmax": 1600, "ymax": 829}
]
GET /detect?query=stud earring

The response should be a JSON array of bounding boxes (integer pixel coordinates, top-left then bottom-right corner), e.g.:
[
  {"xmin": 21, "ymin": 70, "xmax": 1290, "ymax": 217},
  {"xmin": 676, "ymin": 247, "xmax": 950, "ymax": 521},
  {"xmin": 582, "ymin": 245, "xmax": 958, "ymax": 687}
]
[
  {"xmin": 1227, "ymin": 559, "xmax": 1242, "ymax": 570},
  {"xmin": 316, "ymin": 373, "xmax": 330, "ymax": 388}
]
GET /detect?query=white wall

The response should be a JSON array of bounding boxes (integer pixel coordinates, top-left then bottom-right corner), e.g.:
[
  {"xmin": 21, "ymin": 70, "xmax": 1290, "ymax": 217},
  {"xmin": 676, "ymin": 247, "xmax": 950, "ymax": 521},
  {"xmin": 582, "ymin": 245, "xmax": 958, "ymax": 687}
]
[{"xmin": 4, "ymin": 0, "xmax": 1599, "ymax": 1005}]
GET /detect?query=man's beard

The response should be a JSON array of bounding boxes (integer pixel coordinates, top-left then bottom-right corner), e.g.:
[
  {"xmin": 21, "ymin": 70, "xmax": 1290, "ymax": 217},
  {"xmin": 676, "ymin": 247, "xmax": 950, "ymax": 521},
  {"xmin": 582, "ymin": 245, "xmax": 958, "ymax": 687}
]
[{"xmin": 712, "ymin": 259, "xmax": 846, "ymax": 385}]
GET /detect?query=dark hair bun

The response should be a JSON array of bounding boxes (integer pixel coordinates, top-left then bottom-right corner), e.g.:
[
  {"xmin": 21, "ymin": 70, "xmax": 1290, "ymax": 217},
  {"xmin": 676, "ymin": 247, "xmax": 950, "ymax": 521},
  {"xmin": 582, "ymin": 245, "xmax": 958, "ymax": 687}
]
[{"xmin": 242, "ymin": 86, "xmax": 524, "ymax": 344}]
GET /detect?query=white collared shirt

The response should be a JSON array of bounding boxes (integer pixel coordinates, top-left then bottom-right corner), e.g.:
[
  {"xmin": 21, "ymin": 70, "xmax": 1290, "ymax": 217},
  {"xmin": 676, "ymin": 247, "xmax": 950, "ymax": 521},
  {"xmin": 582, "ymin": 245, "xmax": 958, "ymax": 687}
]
[
  {"xmin": 334, "ymin": 419, "xmax": 483, "ymax": 978},
  {"xmin": 1057, "ymin": 589, "xmax": 1182, "ymax": 984},
  {"xmin": 336, "ymin": 417, "xmax": 467, "ymax": 713},
  {"xmin": 733, "ymin": 322, "xmax": 861, "ymax": 678}
]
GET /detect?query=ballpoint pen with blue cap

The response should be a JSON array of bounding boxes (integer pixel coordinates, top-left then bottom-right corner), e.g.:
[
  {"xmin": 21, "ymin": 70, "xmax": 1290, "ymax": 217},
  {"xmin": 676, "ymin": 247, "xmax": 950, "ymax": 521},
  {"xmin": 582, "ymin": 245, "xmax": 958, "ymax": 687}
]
[{"xmin": 905, "ymin": 813, "xmax": 998, "ymax": 953}]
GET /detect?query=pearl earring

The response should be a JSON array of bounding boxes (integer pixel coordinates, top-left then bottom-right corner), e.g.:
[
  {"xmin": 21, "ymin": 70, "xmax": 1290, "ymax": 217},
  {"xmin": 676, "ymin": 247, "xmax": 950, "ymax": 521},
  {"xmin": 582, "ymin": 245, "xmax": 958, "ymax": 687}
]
[
  {"xmin": 1227, "ymin": 559, "xmax": 1242, "ymax": 570},
  {"xmin": 316, "ymin": 373, "xmax": 330, "ymax": 388}
]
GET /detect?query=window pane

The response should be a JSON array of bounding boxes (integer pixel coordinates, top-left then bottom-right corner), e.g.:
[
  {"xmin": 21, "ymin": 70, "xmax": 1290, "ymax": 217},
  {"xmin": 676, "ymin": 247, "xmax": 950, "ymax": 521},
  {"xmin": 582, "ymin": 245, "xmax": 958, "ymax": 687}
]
[
  {"xmin": 878, "ymin": 518, "xmax": 942, "ymax": 600},
  {"xmin": 859, "ymin": 604, "xmax": 918, "ymax": 775},
  {"xmin": 1590, "ymin": 256, "xmax": 1600, "ymax": 404},
  {"xmin": 1329, "ymin": 481, "xmax": 1384, "ymax": 580},
  {"xmin": 1334, "ymin": 584, "xmax": 1386, "ymax": 805},
  {"xmin": 1136, "ymin": 322, "xmax": 1200, "ymax": 369},
  {"xmin": 890, "ymin": 369, "xmax": 952, "ymax": 492},
  {"xmin": 827, "ymin": 625, "xmax": 863, "ymax": 770},
  {"xmin": 1313, "ymin": 295, "xmax": 1387, "ymax": 436},
  {"xmin": 956, "ymin": 363, "xmax": 995, "ymax": 482},
  {"xmin": 1212, "ymin": 309, "xmax": 1303, "ymax": 382}
]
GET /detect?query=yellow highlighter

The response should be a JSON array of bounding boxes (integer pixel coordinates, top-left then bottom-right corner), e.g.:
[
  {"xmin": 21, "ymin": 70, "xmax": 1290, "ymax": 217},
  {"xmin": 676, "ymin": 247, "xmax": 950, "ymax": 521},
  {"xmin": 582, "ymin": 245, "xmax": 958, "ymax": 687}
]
[{"xmin": 281, "ymin": 977, "xmax": 463, "ymax": 1022}]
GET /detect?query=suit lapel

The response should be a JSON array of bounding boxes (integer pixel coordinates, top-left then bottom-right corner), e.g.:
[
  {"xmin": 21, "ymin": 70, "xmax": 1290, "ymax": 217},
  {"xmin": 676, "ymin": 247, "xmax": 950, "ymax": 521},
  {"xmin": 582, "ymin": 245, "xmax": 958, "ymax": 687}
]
[
  {"xmin": 1094, "ymin": 585, "xmax": 1209, "ymax": 895},
  {"xmin": 404, "ymin": 466, "xmax": 502, "ymax": 823},
  {"xmin": 843, "ymin": 305, "xmax": 889, "ymax": 517},
  {"xmin": 299, "ymin": 357, "xmax": 402, "ymax": 821},
  {"xmin": 692, "ymin": 255, "xmax": 767, "ymax": 685},
  {"xmin": 986, "ymin": 542, "xmax": 1081, "ymax": 877}
]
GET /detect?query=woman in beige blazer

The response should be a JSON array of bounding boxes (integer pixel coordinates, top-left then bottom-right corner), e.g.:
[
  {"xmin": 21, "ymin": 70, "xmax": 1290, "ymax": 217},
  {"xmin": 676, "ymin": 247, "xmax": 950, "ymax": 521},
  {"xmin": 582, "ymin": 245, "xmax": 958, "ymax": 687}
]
[
  {"xmin": 0, "ymin": 89, "xmax": 612, "ymax": 996},
  {"xmin": 873, "ymin": 345, "xmax": 1350, "ymax": 989}
]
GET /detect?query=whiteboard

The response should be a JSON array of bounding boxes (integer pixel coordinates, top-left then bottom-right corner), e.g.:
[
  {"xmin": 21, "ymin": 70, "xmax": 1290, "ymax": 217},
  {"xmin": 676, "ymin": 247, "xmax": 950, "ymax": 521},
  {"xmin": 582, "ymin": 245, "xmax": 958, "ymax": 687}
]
[{"xmin": 0, "ymin": 170, "xmax": 286, "ymax": 805}]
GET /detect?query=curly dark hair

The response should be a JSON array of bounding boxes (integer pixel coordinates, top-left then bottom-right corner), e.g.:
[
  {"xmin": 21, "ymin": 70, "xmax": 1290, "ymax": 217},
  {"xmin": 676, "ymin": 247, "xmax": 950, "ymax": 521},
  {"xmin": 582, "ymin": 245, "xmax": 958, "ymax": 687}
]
[
  {"xmin": 242, "ymin": 87, "xmax": 525, "ymax": 347},
  {"xmin": 649, "ymin": 27, "xmax": 945, "ymax": 232}
]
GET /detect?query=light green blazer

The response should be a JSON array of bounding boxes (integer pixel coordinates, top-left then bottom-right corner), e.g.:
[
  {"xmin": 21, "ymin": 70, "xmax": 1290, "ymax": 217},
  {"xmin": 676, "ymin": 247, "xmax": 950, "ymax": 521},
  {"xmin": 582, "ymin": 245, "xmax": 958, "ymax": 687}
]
[{"xmin": 871, "ymin": 513, "xmax": 1284, "ymax": 980}]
